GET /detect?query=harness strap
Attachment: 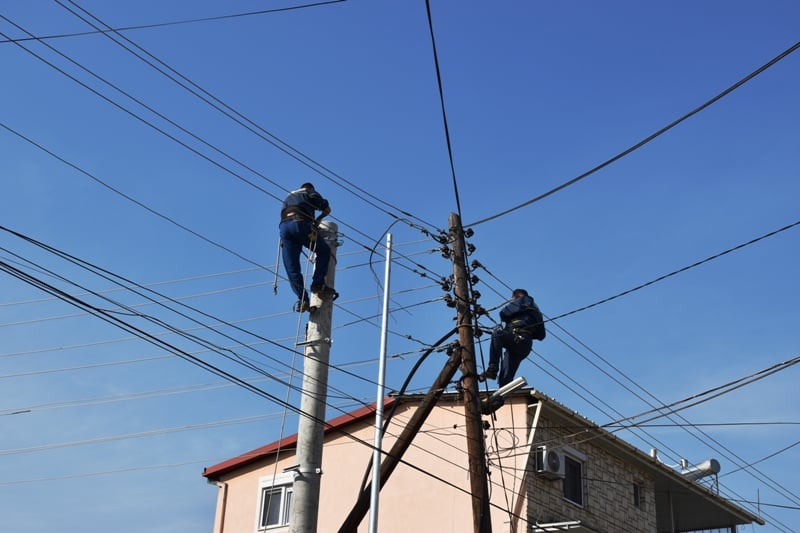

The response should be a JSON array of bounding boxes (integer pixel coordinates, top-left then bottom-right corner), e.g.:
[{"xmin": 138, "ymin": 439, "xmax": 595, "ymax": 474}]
[{"xmin": 281, "ymin": 206, "xmax": 314, "ymax": 222}]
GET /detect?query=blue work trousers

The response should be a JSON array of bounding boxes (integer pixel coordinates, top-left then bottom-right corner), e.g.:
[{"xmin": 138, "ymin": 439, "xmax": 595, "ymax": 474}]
[
  {"xmin": 279, "ymin": 220, "xmax": 331, "ymax": 301},
  {"xmin": 488, "ymin": 325, "xmax": 532, "ymax": 387}
]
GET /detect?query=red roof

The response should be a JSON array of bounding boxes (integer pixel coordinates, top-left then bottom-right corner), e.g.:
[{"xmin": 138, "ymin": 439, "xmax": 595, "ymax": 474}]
[{"xmin": 203, "ymin": 397, "xmax": 396, "ymax": 480}]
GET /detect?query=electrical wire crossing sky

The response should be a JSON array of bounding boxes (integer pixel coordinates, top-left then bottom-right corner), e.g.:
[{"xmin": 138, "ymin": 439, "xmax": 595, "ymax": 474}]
[{"xmin": 0, "ymin": 2, "xmax": 798, "ymax": 532}]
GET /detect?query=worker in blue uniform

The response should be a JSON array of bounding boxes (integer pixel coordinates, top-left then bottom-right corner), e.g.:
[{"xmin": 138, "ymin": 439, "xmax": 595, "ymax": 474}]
[
  {"xmin": 479, "ymin": 288, "xmax": 545, "ymax": 386},
  {"xmin": 279, "ymin": 183, "xmax": 335, "ymax": 312}
]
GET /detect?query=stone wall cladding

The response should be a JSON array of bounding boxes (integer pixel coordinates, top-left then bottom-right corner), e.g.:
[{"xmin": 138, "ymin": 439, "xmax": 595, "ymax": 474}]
[{"xmin": 527, "ymin": 413, "xmax": 657, "ymax": 533}]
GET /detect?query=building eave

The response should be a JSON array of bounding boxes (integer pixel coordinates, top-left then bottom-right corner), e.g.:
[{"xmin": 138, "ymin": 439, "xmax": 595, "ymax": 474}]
[
  {"xmin": 202, "ymin": 398, "xmax": 395, "ymax": 481},
  {"xmin": 526, "ymin": 388, "xmax": 765, "ymax": 529}
]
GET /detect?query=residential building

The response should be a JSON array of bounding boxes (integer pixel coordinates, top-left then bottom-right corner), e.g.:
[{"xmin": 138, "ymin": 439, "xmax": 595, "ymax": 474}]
[{"xmin": 202, "ymin": 389, "xmax": 763, "ymax": 532}]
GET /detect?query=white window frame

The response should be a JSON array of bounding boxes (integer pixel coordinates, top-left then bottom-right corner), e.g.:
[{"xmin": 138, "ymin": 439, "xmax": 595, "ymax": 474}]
[
  {"xmin": 561, "ymin": 445, "xmax": 586, "ymax": 507},
  {"xmin": 256, "ymin": 472, "xmax": 295, "ymax": 531}
]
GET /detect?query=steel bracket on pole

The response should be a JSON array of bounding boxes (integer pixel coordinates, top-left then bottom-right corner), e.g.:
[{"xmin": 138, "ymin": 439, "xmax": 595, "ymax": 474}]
[{"xmin": 296, "ymin": 337, "xmax": 332, "ymax": 347}]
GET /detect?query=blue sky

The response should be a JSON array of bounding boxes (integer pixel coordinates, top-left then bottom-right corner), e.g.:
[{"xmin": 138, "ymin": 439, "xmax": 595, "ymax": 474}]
[{"xmin": 1, "ymin": 1, "xmax": 798, "ymax": 531}]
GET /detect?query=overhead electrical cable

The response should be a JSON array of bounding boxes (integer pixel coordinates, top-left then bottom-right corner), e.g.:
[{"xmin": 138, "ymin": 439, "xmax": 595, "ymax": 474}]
[
  {"xmin": 469, "ymin": 258, "xmax": 699, "ymax": 465},
  {"xmin": 0, "ymin": 265, "xmax": 265, "ymax": 308},
  {"xmin": 0, "ymin": 230, "xmax": 380, "ymax": 403},
  {"xmin": 0, "ymin": 120, "xmax": 444, "ymax": 334},
  {"xmin": 466, "ymin": 39, "xmax": 800, "ymax": 228},
  {"xmin": 551, "ymin": 218, "xmax": 800, "ymax": 320},
  {"xmin": 473, "ymin": 254, "xmax": 800, "ymax": 517},
  {"xmin": 0, "ymin": 229, "xmax": 475, "ymax": 484},
  {"xmin": 542, "ymin": 318, "xmax": 800, "ymax": 512},
  {"xmin": 55, "ymin": 0, "xmax": 440, "ymax": 234},
  {"xmin": 0, "ymin": 1, "xmax": 348, "ymax": 45},
  {"xmin": 1, "ymin": 18, "xmax": 445, "ymax": 285},
  {"xmin": 0, "ymin": 18, "xmax": 289, "ymax": 203},
  {"xmin": 608, "ymin": 362, "xmax": 800, "ymax": 508},
  {"xmin": 0, "ymin": 256, "xmax": 511, "ymax": 506},
  {"xmin": 569, "ymin": 351, "xmax": 800, "ymax": 511},
  {"xmin": 1, "ymin": 240, "xmax": 431, "ymax": 310},
  {"xmin": 721, "ymin": 438, "xmax": 800, "ymax": 477},
  {"xmin": 1, "ymin": 11, "xmax": 297, "ymax": 207},
  {"xmin": 0, "ymin": 120, "xmax": 274, "ymax": 271},
  {"xmin": 538, "ymin": 305, "xmax": 800, "ymax": 511},
  {"xmin": 0, "ymin": 414, "xmax": 279, "ymax": 456},
  {"xmin": 0, "ymin": 459, "xmax": 220, "ymax": 485},
  {"xmin": 423, "ymin": 0, "xmax": 463, "ymax": 218}
]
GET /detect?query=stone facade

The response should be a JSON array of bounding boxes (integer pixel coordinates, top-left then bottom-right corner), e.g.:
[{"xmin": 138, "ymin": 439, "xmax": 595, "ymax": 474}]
[{"xmin": 529, "ymin": 412, "xmax": 658, "ymax": 532}]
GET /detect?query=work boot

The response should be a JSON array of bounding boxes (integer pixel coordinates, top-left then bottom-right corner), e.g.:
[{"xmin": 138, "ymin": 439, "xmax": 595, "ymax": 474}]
[
  {"xmin": 310, "ymin": 284, "xmax": 338, "ymax": 298},
  {"xmin": 478, "ymin": 364, "xmax": 498, "ymax": 382},
  {"xmin": 293, "ymin": 300, "xmax": 312, "ymax": 313}
]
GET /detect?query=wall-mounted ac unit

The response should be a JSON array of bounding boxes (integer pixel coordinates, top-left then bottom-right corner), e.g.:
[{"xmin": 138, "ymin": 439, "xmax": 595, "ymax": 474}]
[{"xmin": 534, "ymin": 446, "xmax": 564, "ymax": 479}]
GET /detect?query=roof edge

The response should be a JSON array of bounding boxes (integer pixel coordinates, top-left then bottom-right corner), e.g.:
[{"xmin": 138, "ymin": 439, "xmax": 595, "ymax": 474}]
[{"xmin": 203, "ymin": 397, "xmax": 396, "ymax": 481}]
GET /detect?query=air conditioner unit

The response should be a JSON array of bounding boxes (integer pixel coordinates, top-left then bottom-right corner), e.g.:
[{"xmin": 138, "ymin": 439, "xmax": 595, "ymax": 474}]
[{"xmin": 534, "ymin": 446, "xmax": 565, "ymax": 479}]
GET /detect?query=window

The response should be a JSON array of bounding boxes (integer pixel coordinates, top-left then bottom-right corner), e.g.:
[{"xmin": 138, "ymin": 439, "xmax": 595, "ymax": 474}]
[
  {"xmin": 563, "ymin": 456, "xmax": 583, "ymax": 505},
  {"xmin": 258, "ymin": 473, "xmax": 294, "ymax": 529},
  {"xmin": 633, "ymin": 481, "xmax": 643, "ymax": 509},
  {"xmin": 259, "ymin": 486, "xmax": 292, "ymax": 528},
  {"xmin": 561, "ymin": 446, "xmax": 586, "ymax": 506}
]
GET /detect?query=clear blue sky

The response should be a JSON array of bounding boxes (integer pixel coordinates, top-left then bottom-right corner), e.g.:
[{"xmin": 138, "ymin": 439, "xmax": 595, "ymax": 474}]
[{"xmin": 1, "ymin": 1, "xmax": 798, "ymax": 531}]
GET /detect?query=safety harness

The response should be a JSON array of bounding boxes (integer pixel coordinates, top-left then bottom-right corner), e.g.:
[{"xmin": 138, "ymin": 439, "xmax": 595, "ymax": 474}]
[
  {"xmin": 280, "ymin": 206, "xmax": 315, "ymax": 223},
  {"xmin": 507, "ymin": 318, "xmax": 536, "ymax": 344}
]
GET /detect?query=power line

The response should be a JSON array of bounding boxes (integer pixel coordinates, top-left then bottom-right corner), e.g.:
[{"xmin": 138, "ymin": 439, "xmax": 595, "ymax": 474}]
[
  {"xmin": 0, "ymin": 414, "xmax": 276, "ymax": 456},
  {"xmin": 0, "ymin": 1, "xmax": 348, "ymax": 45},
  {"xmin": 1, "ymin": 16, "xmax": 448, "ymax": 287},
  {"xmin": 54, "ymin": 0, "xmax": 440, "ymax": 234},
  {"xmin": 472, "ymin": 252, "xmax": 800, "ymax": 521},
  {"xmin": 0, "ymin": 16, "xmax": 290, "ymax": 204},
  {"xmin": 0, "ymin": 229, "xmax": 427, "ymax": 405},
  {"xmin": 0, "ymin": 229, "xmax": 488, "ymax": 487},
  {"xmin": 0, "ymin": 117, "xmax": 444, "ymax": 300},
  {"xmin": 6, "ymin": 271, "xmax": 531, "ymax": 528},
  {"xmin": 0, "ymin": 232, "xmax": 535, "ymax": 525},
  {"xmin": 0, "ymin": 119, "xmax": 275, "ymax": 271},
  {"xmin": 0, "ymin": 266, "xmax": 267, "ymax": 308},
  {"xmin": 423, "ymin": 0, "xmax": 463, "ymax": 218},
  {"xmin": 466, "ymin": 39, "xmax": 800, "ymax": 227},
  {"xmin": 721, "ymin": 438, "xmax": 800, "ymax": 478},
  {"xmin": 0, "ymin": 458, "xmax": 216, "ymax": 486},
  {"xmin": 551, "ymin": 218, "xmax": 800, "ymax": 321},
  {"xmin": 0, "ymin": 119, "xmax": 446, "ymax": 329},
  {"xmin": 0, "ymin": 254, "xmax": 494, "ymax": 506}
]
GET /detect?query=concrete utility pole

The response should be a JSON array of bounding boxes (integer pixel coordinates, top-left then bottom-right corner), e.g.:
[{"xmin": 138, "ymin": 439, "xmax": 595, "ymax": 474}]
[
  {"xmin": 290, "ymin": 221, "xmax": 339, "ymax": 533},
  {"xmin": 449, "ymin": 212, "xmax": 492, "ymax": 533}
]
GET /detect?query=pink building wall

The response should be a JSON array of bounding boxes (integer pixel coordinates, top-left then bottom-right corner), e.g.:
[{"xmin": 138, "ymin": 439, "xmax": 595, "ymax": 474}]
[{"xmin": 207, "ymin": 395, "xmax": 531, "ymax": 532}]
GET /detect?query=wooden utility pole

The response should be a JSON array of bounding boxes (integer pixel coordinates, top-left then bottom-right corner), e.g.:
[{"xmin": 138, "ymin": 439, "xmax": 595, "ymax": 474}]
[
  {"xmin": 290, "ymin": 221, "xmax": 338, "ymax": 533},
  {"xmin": 449, "ymin": 212, "xmax": 492, "ymax": 533},
  {"xmin": 338, "ymin": 214, "xmax": 492, "ymax": 532}
]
